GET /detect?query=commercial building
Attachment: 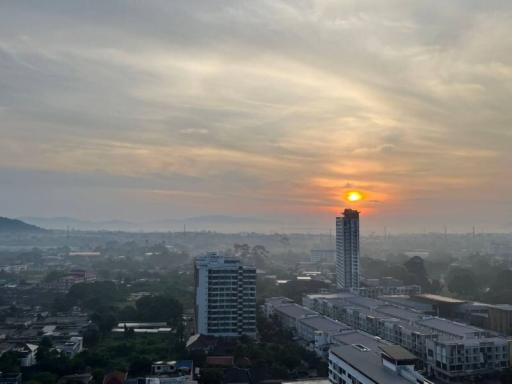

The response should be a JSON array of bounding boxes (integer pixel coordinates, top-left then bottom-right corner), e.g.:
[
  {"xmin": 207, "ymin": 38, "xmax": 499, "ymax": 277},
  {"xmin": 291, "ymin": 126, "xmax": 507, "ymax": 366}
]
[
  {"xmin": 488, "ymin": 304, "xmax": 512, "ymax": 335},
  {"xmin": 336, "ymin": 209, "xmax": 360, "ymax": 290},
  {"xmin": 194, "ymin": 252, "xmax": 256, "ymax": 337},
  {"xmin": 304, "ymin": 292, "xmax": 512, "ymax": 383},
  {"xmin": 411, "ymin": 294, "xmax": 466, "ymax": 319},
  {"xmin": 358, "ymin": 284, "xmax": 421, "ymax": 298}
]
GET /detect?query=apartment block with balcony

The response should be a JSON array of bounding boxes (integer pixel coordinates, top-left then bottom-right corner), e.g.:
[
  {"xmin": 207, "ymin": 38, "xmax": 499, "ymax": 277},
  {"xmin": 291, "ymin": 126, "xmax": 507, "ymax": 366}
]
[{"xmin": 194, "ymin": 252, "xmax": 256, "ymax": 337}]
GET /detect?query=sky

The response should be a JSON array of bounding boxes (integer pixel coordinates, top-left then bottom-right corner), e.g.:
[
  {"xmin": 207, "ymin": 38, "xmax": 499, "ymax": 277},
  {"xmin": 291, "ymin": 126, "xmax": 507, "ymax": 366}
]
[{"xmin": 0, "ymin": 1, "xmax": 511, "ymax": 233}]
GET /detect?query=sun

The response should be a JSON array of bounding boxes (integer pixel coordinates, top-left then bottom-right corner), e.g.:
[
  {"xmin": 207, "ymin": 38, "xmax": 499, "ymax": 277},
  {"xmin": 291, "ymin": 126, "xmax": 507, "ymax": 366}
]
[{"xmin": 346, "ymin": 190, "xmax": 364, "ymax": 202}]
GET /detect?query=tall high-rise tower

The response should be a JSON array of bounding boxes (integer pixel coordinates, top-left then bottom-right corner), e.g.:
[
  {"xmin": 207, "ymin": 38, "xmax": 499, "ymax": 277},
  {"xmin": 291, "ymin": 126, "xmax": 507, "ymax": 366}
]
[
  {"xmin": 194, "ymin": 252, "xmax": 256, "ymax": 337},
  {"xmin": 336, "ymin": 209, "xmax": 360, "ymax": 290}
]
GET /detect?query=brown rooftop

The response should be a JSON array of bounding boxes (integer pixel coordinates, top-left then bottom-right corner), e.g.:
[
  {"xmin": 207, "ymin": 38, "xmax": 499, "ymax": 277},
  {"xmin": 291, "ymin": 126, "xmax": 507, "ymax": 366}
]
[
  {"xmin": 379, "ymin": 344, "xmax": 417, "ymax": 362},
  {"xmin": 414, "ymin": 293, "xmax": 466, "ymax": 304}
]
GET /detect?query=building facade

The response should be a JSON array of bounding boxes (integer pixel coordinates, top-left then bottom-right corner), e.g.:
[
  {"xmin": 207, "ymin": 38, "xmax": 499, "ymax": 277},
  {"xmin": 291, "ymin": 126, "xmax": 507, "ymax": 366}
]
[
  {"xmin": 488, "ymin": 305, "xmax": 512, "ymax": 335},
  {"xmin": 336, "ymin": 209, "xmax": 360, "ymax": 290},
  {"xmin": 304, "ymin": 293, "xmax": 512, "ymax": 383},
  {"xmin": 329, "ymin": 344, "xmax": 433, "ymax": 384},
  {"xmin": 194, "ymin": 252, "xmax": 256, "ymax": 337}
]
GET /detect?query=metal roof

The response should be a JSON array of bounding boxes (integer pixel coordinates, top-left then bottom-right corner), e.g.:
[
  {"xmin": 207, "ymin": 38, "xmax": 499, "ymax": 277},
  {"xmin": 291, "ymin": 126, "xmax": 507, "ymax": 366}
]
[
  {"xmin": 331, "ymin": 346, "xmax": 412, "ymax": 384},
  {"xmin": 275, "ymin": 304, "xmax": 316, "ymax": 319}
]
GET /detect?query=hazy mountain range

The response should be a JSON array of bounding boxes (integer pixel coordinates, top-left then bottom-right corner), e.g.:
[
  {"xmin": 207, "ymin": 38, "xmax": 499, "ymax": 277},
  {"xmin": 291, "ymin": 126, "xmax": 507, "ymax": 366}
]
[
  {"xmin": 0, "ymin": 217, "xmax": 45, "ymax": 232},
  {"xmin": 19, "ymin": 215, "xmax": 284, "ymax": 233}
]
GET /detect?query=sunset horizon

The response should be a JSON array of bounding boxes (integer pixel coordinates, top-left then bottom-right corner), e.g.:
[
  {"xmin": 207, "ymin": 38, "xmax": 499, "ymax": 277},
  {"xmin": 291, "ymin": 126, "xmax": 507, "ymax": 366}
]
[{"xmin": 1, "ymin": 1, "xmax": 511, "ymax": 233}]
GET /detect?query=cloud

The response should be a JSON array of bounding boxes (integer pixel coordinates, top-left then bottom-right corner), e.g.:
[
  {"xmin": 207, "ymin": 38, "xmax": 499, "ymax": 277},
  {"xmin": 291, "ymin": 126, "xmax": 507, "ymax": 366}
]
[{"xmin": 0, "ymin": 1, "xmax": 511, "ymax": 231}]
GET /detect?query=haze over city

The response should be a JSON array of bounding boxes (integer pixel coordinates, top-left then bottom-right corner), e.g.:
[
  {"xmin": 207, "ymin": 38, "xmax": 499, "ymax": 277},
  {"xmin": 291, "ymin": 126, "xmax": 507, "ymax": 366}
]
[{"xmin": 1, "ymin": 1, "xmax": 511, "ymax": 233}]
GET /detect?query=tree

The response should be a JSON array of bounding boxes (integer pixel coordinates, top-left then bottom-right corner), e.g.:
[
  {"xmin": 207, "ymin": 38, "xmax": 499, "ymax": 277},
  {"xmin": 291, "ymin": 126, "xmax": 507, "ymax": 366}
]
[
  {"xmin": 83, "ymin": 324, "xmax": 101, "ymax": 347},
  {"xmin": 404, "ymin": 256, "xmax": 432, "ymax": 291},
  {"xmin": 199, "ymin": 368, "xmax": 223, "ymax": 384},
  {"xmin": 447, "ymin": 268, "xmax": 479, "ymax": 298},
  {"xmin": 485, "ymin": 270, "xmax": 512, "ymax": 304},
  {"xmin": 90, "ymin": 309, "xmax": 118, "ymax": 334},
  {"xmin": 129, "ymin": 356, "xmax": 152, "ymax": 376},
  {"xmin": 42, "ymin": 270, "xmax": 68, "ymax": 283},
  {"xmin": 0, "ymin": 351, "xmax": 20, "ymax": 373},
  {"xmin": 27, "ymin": 372, "xmax": 58, "ymax": 384},
  {"xmin": 135, "ymin": 295, "xmax": 183, "ymax": 326}
]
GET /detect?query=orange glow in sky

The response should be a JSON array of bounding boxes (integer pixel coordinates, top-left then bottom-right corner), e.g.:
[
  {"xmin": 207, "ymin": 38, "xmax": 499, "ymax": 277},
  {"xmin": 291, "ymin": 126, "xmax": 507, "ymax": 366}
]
[{"xmin": 346, "ymin": 190, "xmax": 364, "ymax": 202}]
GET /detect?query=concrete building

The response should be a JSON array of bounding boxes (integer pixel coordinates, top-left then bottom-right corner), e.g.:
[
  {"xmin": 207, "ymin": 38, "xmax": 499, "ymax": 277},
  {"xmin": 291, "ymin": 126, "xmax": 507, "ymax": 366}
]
[
  {"xmin": 488, "ymin": 304, "xmax": 512, "ymax": 335},
  {"xmin": 263, "ymin": 297, "xmax": 298, "ymax": 318},
  {"xmin": 411, "ymin": 294, "xmax": 466, "ymax": 319},
  {"xmin": 194, "ymin": 252, "xmax": 256, "ymax": 337},
  {"xmin": 329, "ymin": 343, "xmax": 433, "ymax": 384},
  {"xmin": 336, "ymin": 209, "xmax": 360, "ymax": 290},
  {"xmin": 265, "ymin": 298, "xmax": 350, "ymax": 357},
  {"xmin": 54, "ymin": 336, "xmax": 83, "ymax": 358},
  {"xmin": 358, "ymin": 284, "xmax": 421, "ymax": 298},
  {"xmin": 304, "ymin": 292, "xmax": 512, "ymax": 383},
  {"xmin": 151, "ymin": 360, "xmax": 193, "ymax": 376},
  {"xmin": 11, "ymin": 343, "xmax": 38, "ymax": 367},
  {"xmin": 269, "ymin": 302, "xmax": 317, "ymax": 331}
]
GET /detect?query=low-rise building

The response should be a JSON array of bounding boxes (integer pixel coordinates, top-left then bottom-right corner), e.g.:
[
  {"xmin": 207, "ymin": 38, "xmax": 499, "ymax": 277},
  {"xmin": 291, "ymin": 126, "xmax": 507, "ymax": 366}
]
[
  {"xmin": 11, "ymin": 343, "xmax": 38, "ymax": 367},
  {"xmin": 0, "ymin": 373, "xmax": 22, "ymax": 384},
  {"xmin": 358, "ymin": 284, "xmax": 421, "ymax": 299},
  {"xmin": 271, "ymin": 303, "xmax": 317, "ymax": 331},
  {"xmin": 488, "ymin": 304, "xmax": 512, "ymax": 335},
  {"xmin": 304, "ymin": 292, "xmax": 512, "ymax": 383},
  {"xmin": 112, "ymin": 322, "xmax": 172, "ymax": 334},
  {"xmin": 265, "ymin": 298, "xmax": 350, "ymax": 357},
  {"xmin": 151, "ymin": 360, "xmax": 193, "ymax": 376},
  {"xmin": 329, "ymin": 343, "xmax": 433, "ymax": 384},
  {"xmin": 54, "ymin": 336, "xmax": 83, "ymax": 358}
]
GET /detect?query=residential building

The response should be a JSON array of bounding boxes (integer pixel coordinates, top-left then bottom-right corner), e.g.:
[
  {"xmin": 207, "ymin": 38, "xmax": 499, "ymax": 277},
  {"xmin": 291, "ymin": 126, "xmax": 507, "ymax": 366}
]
[
  {"xmin": 112, "ymin": 322, "xmax": 172, "ymax": 334},
  {"xmin": 262, "ymin": 297, "xmax": 294, "ymax": 318},
  {"xmin": 269, "ymin": 302, "xmax": 317, "ymax": 330},
  {"xmin": 336, "ymin": 209, "xmax": 360, "ymax": 290},
  {"xmin": 358, "ymin": 284, "xmax": 421, "ymax": 298},
  {"xmin": 11, "ymin": 343, "xmax": 38, "ymax": 367},
  {"xmin": 425, "ymin": 336, "xmax": 510, "ymax": 383},
  {"xmin": 265, "ymin": 298, "xmax": 350, "ymax": 357},
  {"xmin": 151, "ymin": 360, "xmax": 193, "ymax": 376},
  {"xmin": 54, "ymin": 336, "xmax": 83, "ymax": 358},
  {"xmin": 194, "ymin": 252, "xmax": 256, "ymax": 337},
  {"xmin": 0, "ymin": 373, "xmax": 22, "ymax": 384},
  {"xmin": 329, "ymin": 343, "xmax": 433, "ymax": 384},
  {"xmin": 304, "ymin": 292, "xmax": 512, "ymax": 383}
]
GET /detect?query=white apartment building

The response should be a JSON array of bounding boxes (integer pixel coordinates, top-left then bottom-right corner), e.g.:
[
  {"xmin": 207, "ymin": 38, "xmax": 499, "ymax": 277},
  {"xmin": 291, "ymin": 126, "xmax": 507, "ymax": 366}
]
[
  {"xmin": 336, "ymin": 209, "xmax": 360, "ymax": 290},
  {"xmin": 194, "ymin": 252, "xmax": 256, "ymax": 337}
]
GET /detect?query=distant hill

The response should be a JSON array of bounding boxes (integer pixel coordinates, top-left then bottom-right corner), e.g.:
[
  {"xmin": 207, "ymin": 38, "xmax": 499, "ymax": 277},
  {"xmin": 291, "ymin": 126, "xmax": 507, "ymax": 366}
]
[
  {"xmin": 0, "ymin": 217, "xmax": 45, "ymax": 232},
  {"xmin": 20, "ymin": 215, "xmax": 282, "ymax": 232}
]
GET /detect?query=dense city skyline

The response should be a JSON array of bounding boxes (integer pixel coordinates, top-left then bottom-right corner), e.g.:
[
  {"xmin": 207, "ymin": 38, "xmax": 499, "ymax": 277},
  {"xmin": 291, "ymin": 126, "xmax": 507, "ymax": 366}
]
[{"xmin": 1, "ymin": 1, "xmax": 511, "ymax": 232}]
